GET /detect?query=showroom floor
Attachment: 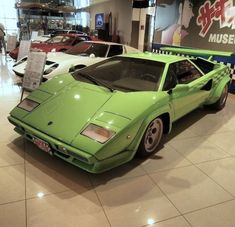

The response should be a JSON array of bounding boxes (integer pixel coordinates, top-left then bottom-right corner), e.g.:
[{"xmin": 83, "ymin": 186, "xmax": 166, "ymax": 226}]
[{"xmin": 1, "ymin": 53, "xmax": 235, "ymax": 227}]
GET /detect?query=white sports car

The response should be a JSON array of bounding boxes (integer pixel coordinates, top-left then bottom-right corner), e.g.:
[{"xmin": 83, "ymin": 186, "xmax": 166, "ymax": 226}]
[{"xmin": 12, "ymin": 41, "xmax": 140, "ymax": 80}]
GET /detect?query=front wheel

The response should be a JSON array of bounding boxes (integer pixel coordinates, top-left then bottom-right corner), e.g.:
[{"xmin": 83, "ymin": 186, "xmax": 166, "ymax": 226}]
[
  {"xmin": 137, "ymin": 117, "xmax": 163, "ymax": 157},
  {"xmin": 211, "ymin": 84, "xmax": 229, "ymax": 110}
]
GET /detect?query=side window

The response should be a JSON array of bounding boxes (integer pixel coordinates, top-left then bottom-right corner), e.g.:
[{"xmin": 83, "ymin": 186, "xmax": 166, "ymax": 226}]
[
  {"xmin": 174, "ymin": 60, "xmax": 202, "ymax": 84},
  {"xmin": 163, "ymin": 64, "xmax": 177, "ymax": 91},
  {"xmin": 107, "ymin": 45, "xmax": 123, "ymax": 57}
]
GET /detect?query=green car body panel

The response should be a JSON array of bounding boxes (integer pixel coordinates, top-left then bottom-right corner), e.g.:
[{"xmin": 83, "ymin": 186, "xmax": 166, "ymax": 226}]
[{"xmin": 8, "ymin": 50, "xmax": 232, "ymax": 173}]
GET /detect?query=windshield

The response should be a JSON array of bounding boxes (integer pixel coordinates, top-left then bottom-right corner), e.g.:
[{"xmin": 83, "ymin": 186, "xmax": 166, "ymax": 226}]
[
  {"xmin": 73, "ymin": 56, "xmax": 165, "ymax": 92},
  {"xmin": 46, "ymin": 35, "xmax": 74, "ymax": 45},
  {"xmin": 65, "ymin": 42, "xmax": 108, "ymax": 57}
]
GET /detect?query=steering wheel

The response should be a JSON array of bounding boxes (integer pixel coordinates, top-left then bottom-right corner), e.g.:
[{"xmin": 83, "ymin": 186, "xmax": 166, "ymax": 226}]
[{"xmin": 140, "ymin": 73, "xmax": 156, "ymax": 82}]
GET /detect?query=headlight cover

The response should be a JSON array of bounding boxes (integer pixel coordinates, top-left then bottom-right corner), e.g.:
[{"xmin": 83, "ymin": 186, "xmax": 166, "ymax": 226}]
[
  {"xmin": 81, "ymin": 124, "xmax": 115, "ymax": 144},
  {"xmin": 17, "ymin": 98, "xmax": 39, "ymax": 112}
]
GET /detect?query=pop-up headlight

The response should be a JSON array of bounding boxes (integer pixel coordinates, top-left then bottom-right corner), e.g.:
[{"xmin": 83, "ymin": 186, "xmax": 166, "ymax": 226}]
[
  {"xmin": 81, "ymin": 124, "xmax": 115, "ymax": 143},
  {"xmin": 17, "ymin": 98, "xmax": 39, "ymax": 112}
]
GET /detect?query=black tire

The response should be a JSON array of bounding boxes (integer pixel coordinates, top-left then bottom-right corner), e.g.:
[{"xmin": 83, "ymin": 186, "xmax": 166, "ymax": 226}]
[
  {"xmin": 210, "ymin": 84, "xmax": 229, "ymax": 110},
  {"xmin": 137, "ymin": 117, "xmax": 163, "ymax": 157}
]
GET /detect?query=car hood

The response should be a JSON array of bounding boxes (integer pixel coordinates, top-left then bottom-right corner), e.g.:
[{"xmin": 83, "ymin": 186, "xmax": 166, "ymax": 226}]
[{"xmin": 21, "ymin": 82, "xmax": 113, "ymax": 145}]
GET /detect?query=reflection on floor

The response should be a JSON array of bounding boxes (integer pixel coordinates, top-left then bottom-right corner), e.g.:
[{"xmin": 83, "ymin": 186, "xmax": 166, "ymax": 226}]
[{"xmin": 1, "ymin": 53, "xmax": 235, "ymax": 227}]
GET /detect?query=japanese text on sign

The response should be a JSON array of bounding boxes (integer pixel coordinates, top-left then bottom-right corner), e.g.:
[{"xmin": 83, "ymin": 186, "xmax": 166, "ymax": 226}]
[{"xmin": 196, "ymin": 0, "xmax": 235, "ymax": 37}]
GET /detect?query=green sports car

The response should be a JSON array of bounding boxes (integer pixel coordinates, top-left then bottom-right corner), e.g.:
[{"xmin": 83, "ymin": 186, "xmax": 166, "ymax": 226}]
[{"xmin": 8, "ymin": 49, "xmax": 232, "ymax": 173}]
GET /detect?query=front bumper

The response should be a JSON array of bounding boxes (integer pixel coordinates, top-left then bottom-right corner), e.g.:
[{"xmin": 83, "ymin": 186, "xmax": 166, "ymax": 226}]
[{"xmin": 8, "ymin": 116, "xmax": 133, "ymax": 173}]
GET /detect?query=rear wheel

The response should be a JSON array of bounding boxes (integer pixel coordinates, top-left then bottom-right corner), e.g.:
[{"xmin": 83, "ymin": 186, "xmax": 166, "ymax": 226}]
[
  {"xmin": 211, "ymin": 84, "xmax": 229, "ymax": 110},
  {"xmin": 137, "ymin": 117, "xmax": 163, "ymax": 157}
]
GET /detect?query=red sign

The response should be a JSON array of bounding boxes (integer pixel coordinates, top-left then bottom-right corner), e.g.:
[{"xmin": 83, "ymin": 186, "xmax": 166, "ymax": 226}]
[{"xmin": 197, "ymin": 0, "xmax": 235, "ymax": 37}]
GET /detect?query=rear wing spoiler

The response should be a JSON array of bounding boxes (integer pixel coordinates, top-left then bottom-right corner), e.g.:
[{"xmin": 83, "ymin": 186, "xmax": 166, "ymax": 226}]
[{"xmin": 160, "ymin": 47, "xmax": 233, "ymax": 60}]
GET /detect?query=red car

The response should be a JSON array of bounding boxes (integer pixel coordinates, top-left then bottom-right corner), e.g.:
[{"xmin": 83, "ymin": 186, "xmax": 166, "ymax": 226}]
[{"xmin": 9, "ymin": 34, "xmax": 91, "ymax": 60}]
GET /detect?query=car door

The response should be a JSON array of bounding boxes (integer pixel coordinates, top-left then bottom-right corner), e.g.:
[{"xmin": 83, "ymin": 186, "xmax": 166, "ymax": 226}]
[{"xmin": 163, "ymin": 60, "xmax": 210, "ymax": 121}]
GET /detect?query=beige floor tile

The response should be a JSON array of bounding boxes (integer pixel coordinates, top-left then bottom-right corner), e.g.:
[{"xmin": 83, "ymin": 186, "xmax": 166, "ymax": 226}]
[
  {"xmin": 24, "ymin": 140, "xmax": 92, "ymax": 198},
  {"xmin": 165, "ymin": 119, "xmax": 199, "ymax": 142},
  {"xmin": 188, "ymin": 115, "xmax": 232, "ymax": 136},
  {"xmin": 89, "ymin": 159, "xmax": 146, "ymax": 186},
  {"xmin": 166, "ymin": 128, "xmax": 198, "ymax": 141},
  {"xmin": 213, "ymin": 111, "xmax": 235, "ymax": 131},
  {"xmin": 27, "ymin": 189, "xmax": 110, "ymax": 227},
  {"xmin": 205, "ymin": 131, "xmax": 235, "ymax": 156},
  {"xmin": 166, "ymin": 98, "xmax": 235, "ymax": 141},
  {"xmin": 0, "ymin": 123, "xmax": 19, "ymax": 143},
  {"xmin": 141, "ymin": 145, "xmax": 192, "ymax": 174},
  {"xmin": 95, "ymin": 175, "xmax": 179, "ymax": 227},
  {"xmin": 0, "ymin": 200, "xmax": 26, "ymax": 227},
  {"xmin": 197, "ymin": 157, "xmax": 235, "ymax": 196},
  {"xmin": 26, "ymin": 158, "xmax": 91, "ymax": 199},
  {"xmin": 151, "ymin": 216, "xmax": 191, "ymax": 227},
  {"xmin": 150, "ymin": 165, "xmax": 233, "ymax": 214},
  {"xmin": 184, "ymin": 200, "xmax": 235, "ymax": 227},
  {"xmin": 165, "ymin": 105, "xmax": 234, "ymax": 140},
  {"xmin": 0, "ymin": 85, "xmax": 21, "ymax": 99},
  {"xmin": 223, "ymin": 117, "xmax": 235, "ymax": 131},
  {"xmin": 0, "ymin": 116, "xmax": 9, "ymax": 125},
  {"xmin": 207, "ymin": 101, "xmax": 235, "ymax": 118},
  {"xmin": 169, "ymin": 137, "xmax": 230, "ymax": 164},
  {"xmin": 0, "ymin": 165, "xmax": 25, "ymax": 204},
  {"xmin": 0, "ymin": 137, "xmax": 24, "ymax": 167},
  {"xmin": 0, "ymin": 100, "xmax": 20, "ymax": 114},
  {"xmin": 24, "ymin": 139, "xmax": 55, "ymax": 164},
  {"xmin": 25, "ymin": 140, "xmax": 144, "ymax": 189},
  {"xmin": 0, "ymin": 107, "xmax": 16, "ymax": 125}
]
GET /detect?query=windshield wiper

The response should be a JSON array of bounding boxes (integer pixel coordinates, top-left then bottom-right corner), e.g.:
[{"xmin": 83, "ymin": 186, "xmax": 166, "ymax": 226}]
[{"xmin": 77, "ymin": 72, "xmax": 114, "ymax": 92}]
